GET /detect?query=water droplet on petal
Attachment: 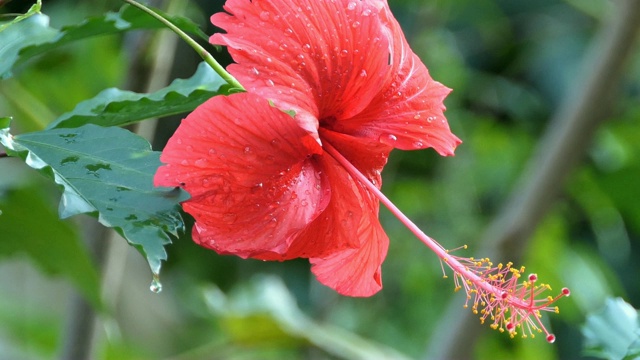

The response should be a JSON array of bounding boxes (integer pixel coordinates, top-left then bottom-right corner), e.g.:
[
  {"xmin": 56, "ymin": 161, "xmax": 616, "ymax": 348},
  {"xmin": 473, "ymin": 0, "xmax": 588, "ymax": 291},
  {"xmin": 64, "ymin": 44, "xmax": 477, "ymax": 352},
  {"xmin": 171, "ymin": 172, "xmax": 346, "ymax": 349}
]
[
  {"xmin": 208, "ymin": 148, "xmax": 216, "ymax": 155},
  {"xmin": 150, "ymin": 276, "xmax": 162, "ymax": 293},
  {"xmin": 359, "ymin": 69, "xmax": 367, "ymax": 77},
  {"xmin": 303, "ymin": 43, "xmax": 312, "ymax": 52},
  {"xmin": 259, "ymin": 11, "xmax": 270, "ymax": 21},
  {"xmin": 244, "ymin": 146, "xmax": 252, "ymax": 154},
  {"xmin": 362, "ymin": 8, "xmax": 372, "ymax": 16},
  {"xmin": 413, "ymin": 141, "xmax": 424, "ymax": 149},
  {"xmin": 414, "ymin": 113, "xmax": 421, "ymax": 119},
  {"xmin": 352, "ymin": 21, "xmax": 360, "ymax": 28},
  {"xmin": 284, "ymin": 28, "xmax": 293, "ymax": 36},
  {"xmin": 222, "ymin": 213, "xmax": 237, "ymax": 224},
  {"xmin": 250, "ymin": 67, "xmax": 260, "ymax": 75},
  {"xmin": 271, "ymin": 138, "xmax": 281, "ymax": 147},
  {"xmin": 266, "ymin": 79, "xmax": 275, "ymax": 87},
  {"xmin": 180, "ymin": 159, "xmax": 189, "ymax": 166},
  {"xmin": 340, "ymin": 49, "xmax": 349, "ymax": 57},
  {"xmin": 427, "ymin": 116, "xmax": 436, "ymax": 123},
  {"xmin": 347, "ymin": 1, "xmax": 357, "ymax": 10}
]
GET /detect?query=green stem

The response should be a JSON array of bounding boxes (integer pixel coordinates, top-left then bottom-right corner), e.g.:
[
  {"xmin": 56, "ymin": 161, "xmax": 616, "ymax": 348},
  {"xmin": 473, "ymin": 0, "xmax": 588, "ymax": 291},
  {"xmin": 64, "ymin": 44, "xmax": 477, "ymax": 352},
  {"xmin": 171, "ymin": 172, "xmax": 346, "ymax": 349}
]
[{"xmin": 122, "ymin": 0, "xmax": 244, "ymax": 91}]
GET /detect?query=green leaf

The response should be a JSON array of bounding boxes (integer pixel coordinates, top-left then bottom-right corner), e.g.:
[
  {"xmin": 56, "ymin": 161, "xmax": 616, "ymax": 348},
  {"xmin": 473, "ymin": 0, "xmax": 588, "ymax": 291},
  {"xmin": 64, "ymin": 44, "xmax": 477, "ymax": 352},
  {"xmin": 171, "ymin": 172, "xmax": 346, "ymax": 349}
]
[
  {"xmin": 583, "ymin": 297, "xmax": 640, "ymax": 360},
  {"xmin": 0, "ymin": 186, "xmax": 101, "ymax": 308},
  {"xmin": 48, "ymin": 62, "xmax": 228, "ymax": 129},
  {"xmin": 0, "ymin": 4, "xmax": 208, "ymax": 79},
  {"xmin": 0, "ymin": 0, "xmax": 42, "ymax": 32},
  {"xmin": 0, "ymin": 119, "xmax": 189, "ymax": 276}
]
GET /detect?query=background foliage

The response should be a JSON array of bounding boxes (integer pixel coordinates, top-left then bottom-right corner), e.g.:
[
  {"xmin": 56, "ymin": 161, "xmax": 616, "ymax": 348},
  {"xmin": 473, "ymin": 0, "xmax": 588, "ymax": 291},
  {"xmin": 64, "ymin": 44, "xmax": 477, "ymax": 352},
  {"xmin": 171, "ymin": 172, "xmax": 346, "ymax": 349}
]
[{"xmin": 1, "ymin": 0, "xmax": 639, "ymax": 359}]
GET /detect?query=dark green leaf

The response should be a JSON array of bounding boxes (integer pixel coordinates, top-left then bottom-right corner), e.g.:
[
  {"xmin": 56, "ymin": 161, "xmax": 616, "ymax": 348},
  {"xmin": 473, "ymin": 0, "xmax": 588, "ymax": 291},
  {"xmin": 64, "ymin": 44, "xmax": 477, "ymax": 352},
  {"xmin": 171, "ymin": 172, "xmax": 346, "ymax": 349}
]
[
  {"xmin": 0, "ymin": 119, "xmax": 189, "ymax": 276},
  {"xmin": 583, "ymin": 297, "xmax": 640, "ymax": 360},
  {"xmin": 48, "ymin": 62, "xmax": 228, "ymax": 129},
  {"xmin": 0, "ymin": 186, "xmax": 101, "ymax": 308},
  {"xmin": 0, "ymin": 4, "xmax": 208, "ymax": 79}
]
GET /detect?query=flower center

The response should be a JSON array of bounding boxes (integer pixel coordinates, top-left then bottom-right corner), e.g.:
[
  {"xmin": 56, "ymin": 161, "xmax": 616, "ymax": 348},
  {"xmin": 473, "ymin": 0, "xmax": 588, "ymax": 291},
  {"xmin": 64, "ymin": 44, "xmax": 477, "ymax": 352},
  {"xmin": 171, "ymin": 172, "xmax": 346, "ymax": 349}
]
[{"xmin": 319, "ymin": 116, "xmax": 338, "ymax": 129}]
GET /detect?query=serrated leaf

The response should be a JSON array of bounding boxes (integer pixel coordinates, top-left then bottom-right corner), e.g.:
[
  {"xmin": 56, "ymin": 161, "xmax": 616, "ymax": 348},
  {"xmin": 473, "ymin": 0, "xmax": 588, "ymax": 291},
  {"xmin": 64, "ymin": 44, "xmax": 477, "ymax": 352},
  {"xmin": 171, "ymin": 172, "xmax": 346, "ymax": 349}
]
[
  {"xmin": 48, "ymin": 62, "xmax": 228, "ymax": 129},
  {"xmin": 0, "ymin": 119, "xmax": 189, "ymax": 276},
  {"xmin": 583, "ymin": 297, "xmax": 640, "ymax": 360},
  {"xmin": 0, "ymin": 186, "xmax": 101, "ymax": 309},
  {"xmin": 0, "ymin": 4, "xmax": 208, "ymax": 79}
]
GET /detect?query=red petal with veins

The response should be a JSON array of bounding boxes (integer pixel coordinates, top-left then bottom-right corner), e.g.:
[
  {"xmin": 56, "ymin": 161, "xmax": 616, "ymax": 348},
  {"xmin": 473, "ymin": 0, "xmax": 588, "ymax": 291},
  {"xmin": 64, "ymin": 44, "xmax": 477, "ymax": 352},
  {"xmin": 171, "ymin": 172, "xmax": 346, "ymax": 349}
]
[
  {"xmin": 284, "ymin": 154, "xmax": 363, "ymax": 258},
  {"xmin": 211, "ymin": 0, "xmax": 390, "ymax": 136},
  {"xmin": 304, "ymin": 129, "xmax": 390, "ymax": 296},
  {"xmin": 330, "ymin": 4, "xmax": 462, "ymax": 155},
  {"xmin": 310, "ymin": 182, "xmax": 389, "ymax": 297},
  {"xmin": 154, "ymin": 93, "xmax": 327, "ymax": 258}
]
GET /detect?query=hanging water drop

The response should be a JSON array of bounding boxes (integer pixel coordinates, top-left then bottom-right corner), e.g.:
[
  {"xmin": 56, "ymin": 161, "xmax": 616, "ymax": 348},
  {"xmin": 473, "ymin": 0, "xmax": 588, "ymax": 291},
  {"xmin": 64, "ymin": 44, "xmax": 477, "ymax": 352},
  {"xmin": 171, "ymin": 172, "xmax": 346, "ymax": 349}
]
[{"xmin": 150, "ymin": 275, "xmax": 162, "ymax": 293}]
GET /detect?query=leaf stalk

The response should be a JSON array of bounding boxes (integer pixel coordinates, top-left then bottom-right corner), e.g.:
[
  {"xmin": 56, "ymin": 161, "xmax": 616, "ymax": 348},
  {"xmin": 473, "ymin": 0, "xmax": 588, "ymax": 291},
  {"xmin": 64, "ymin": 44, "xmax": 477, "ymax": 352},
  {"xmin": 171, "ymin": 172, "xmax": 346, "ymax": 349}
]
[{"xmin": 122, "ymin": 0, "xmax": 245, "ymax": 91}]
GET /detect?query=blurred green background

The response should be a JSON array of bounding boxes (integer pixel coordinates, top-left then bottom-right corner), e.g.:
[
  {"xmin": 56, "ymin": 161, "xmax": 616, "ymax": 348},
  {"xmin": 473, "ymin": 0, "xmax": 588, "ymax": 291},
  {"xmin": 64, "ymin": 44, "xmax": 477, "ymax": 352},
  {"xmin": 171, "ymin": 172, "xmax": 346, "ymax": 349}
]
[{"xmin": 1, "ymin": 0, "xmax": 639, "ymax": 359}]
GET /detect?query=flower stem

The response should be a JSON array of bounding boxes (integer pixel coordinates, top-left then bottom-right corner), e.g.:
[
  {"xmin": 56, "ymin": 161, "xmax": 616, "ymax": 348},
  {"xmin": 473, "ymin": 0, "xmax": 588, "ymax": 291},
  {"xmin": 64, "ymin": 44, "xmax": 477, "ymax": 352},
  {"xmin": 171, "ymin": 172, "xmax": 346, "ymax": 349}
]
[
  {"xmin": 121, "ymin": 0, "xmax": 245, "ymax": 91},
  {"xmin": 322, "ymin": 141, "xmax": 488, "ymax": 291},
  {"xmin": 322, "ymin": 140, "xmax": 568, "ymax": 340}
]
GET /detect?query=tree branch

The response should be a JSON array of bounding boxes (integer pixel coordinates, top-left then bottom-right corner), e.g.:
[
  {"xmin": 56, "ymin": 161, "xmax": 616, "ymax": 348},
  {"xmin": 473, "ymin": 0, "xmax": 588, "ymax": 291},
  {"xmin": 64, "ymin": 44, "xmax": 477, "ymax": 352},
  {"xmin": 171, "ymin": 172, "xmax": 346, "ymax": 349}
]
[{"xmin": 425, "ymin": 0, "xmax": 640, "ymax": 358}]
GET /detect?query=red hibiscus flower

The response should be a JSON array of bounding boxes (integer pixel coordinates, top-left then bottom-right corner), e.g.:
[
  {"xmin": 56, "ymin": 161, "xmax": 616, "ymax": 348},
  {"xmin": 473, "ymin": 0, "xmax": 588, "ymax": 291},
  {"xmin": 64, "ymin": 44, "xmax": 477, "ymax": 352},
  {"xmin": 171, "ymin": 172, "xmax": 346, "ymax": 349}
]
[{"xmin": 155, "ymin": 0, "xmax": 461, "ymax": 297}]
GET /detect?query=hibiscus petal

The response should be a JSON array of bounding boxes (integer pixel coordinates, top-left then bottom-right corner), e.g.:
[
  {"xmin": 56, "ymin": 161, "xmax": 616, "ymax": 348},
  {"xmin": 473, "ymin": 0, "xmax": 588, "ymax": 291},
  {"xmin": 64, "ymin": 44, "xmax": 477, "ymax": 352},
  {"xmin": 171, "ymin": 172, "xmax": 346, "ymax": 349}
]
[
  {"xmin": 329, "ymin": 4, "xmax": 462, "ymax": 156},
  {"xmin": 154, "ymin": 93, "xmax": 328, "ymax": 258},
  {"xmin": 310, "ymin": 189, "xmax": 389, "ymax": 297},
  {"xmin": 283, "ymin": 153, "xmax": 363, "ymax": 259},
  {"xmin": 210, "ymin": 0, "xmax": 390, "ymax": 134}
]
